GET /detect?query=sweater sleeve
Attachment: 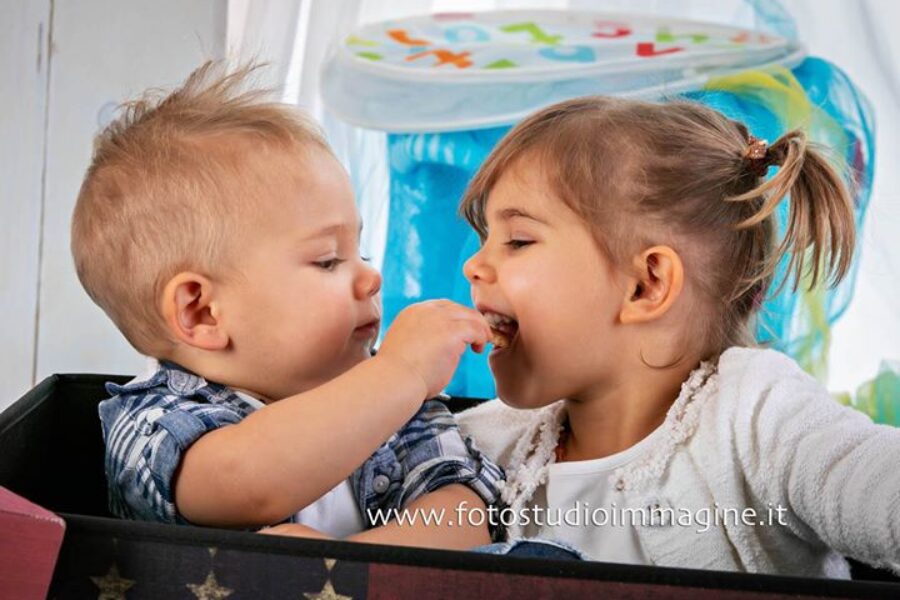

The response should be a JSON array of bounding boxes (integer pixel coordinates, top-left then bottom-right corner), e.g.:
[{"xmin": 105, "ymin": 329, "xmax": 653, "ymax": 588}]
[
  {"xmin": 729, "ymin": 349, "xmax": 900, "ymax": 574},
  {"xmin": 456, "ymin": 399, "xmax": 535, "ymax": 467}
]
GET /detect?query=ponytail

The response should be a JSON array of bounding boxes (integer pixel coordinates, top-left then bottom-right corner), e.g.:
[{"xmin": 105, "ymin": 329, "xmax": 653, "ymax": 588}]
[{"xmin": 727, "ymin": 129, "xmax": 856, "ymax": 293}]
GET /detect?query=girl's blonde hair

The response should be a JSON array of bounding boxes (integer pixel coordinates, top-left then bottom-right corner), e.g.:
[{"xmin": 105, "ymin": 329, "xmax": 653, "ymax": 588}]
[
  {"xmin": 71, "ymin": 61, "xmax": 330, "ymax": 355},
  {"xmin": 460, "ymin": 96, "xmax": 856, "ymax": 357}
]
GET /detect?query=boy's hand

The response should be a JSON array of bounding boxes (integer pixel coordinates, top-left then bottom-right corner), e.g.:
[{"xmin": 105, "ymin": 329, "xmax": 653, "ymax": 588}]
[
  {"xmin": 258, "ymin": 523, "xmax": 333, "ymax": 540},
  {"xmin": 376, "ymin": 300, "xmax": 491, "ymax": 399}
]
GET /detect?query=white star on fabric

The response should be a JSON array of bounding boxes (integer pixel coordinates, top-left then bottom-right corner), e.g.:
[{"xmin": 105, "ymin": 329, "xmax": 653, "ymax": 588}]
[
  {"xmin": 90, "ymin": 564, "xmax": 135, "ymax": 600},
  {"xmin": 303, "ymin": 579, "xmax": 353, "ymax": 600},
  {"xmin": 303, "ymin": 559, "xmax": 353, "ymax": 600},
  {"xmin": 186, "ymin": 571, "xmax": 234, "ymax": 599}
]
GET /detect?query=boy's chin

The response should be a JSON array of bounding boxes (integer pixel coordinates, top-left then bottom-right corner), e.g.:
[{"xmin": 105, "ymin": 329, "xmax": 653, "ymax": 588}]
[{"xmin": 343, "ymin": 346, "xmax": 375, "ymax": 370}]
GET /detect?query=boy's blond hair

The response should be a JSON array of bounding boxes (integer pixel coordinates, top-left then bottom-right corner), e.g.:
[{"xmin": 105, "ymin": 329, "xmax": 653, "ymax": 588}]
[{"xmin": 71, "ymin": 61, "xmax": 330, "ymax": 355}]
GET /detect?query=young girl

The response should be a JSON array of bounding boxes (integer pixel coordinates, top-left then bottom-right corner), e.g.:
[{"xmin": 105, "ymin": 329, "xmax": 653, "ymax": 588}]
[{"xmin": 456, "ymin": 96, "xmax": 899, "ymax": 577}]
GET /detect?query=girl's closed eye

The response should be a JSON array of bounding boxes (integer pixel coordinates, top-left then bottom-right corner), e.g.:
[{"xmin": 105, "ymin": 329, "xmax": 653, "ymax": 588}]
[{"xmin": 506, "ymin": 238, "xmax": 534, "ymax": 250}]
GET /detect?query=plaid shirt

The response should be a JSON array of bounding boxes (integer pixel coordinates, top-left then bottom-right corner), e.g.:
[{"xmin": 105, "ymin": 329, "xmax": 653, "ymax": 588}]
[{"xmin": 99, "ymin": 360, "xmax": 504, "ymax": 529}]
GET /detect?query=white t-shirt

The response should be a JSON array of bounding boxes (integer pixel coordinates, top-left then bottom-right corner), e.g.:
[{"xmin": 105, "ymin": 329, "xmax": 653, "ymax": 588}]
[
  {"xmin": 235, "ymin": 391, "xmax": 366, "ymax": 538},
  {"xmin": 524, "ymin": 424, "xmax": 666, "ymax": 564}
]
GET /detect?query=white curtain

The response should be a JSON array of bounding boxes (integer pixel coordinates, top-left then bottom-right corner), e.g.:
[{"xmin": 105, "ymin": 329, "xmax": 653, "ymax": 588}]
[
  {"xmin": 227, "ymin": 0, "xmax": 306, "ymax": 96},
  {"xmin": 230, "ymin": 0, "xmax": 899, "ymax": 394},
  {"xmin": 780, "ymin": 0, "xmax": 900, "ymax": 393}
]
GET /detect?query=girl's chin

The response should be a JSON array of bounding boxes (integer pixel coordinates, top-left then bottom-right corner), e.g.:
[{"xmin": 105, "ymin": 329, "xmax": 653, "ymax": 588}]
[
  {"xmin": 488, "ymin": 341, "xmax": 516, "ymax": 370},
  {"xmin": 494, "ymin": 391, "xmax": 553, "ymax": 410},
  {"xmin": 492, "ymin": 377, "xmax": 546, "ymax": 410}
]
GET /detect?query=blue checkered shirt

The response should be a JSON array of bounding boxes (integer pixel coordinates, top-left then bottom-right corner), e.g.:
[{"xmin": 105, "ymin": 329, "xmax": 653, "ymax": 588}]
[{"xmin": 99, "ymin": 360, "xmax": 504, "ymax": 529}]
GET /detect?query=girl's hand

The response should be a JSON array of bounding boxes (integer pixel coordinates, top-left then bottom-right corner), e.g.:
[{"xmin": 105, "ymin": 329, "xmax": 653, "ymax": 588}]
[
  {"xmin": 376, "ymin": 300, "xmax": 492, "ymax": 398},
  {"xmin": 258, "ymin": 523, "xmax": 333, "ymax": 540}
]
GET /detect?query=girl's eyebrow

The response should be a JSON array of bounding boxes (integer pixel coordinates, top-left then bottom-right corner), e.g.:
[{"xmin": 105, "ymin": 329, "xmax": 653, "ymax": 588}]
[{"xmin": 493, "ymin": 207, "xmax": 548, "ymax": 225}]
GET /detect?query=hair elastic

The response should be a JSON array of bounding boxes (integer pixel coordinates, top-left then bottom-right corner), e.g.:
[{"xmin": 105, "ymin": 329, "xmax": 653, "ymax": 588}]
[{"xmin": 744, "ymin": 136, "xmax": 770, "ymax": 176}]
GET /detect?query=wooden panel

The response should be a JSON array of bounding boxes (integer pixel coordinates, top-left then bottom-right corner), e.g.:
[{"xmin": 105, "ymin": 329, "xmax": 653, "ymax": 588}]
[
  {"xmin": 35, "ymin": 0, "xmax": 227, "ymax": 382},
  {"xmin": 0, "ymin": 1, "xmax": 51, "ymax": 410}
]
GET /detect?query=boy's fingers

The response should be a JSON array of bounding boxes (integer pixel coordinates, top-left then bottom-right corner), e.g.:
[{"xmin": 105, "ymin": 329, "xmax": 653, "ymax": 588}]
[
  {"xmin": 448, "ymin": 306, "xmax": 489, "ymax": 324},
  {"xmin": 426, "ymin": 299, "xmax": 460, "ymax": 312},
  {"xmin": 258, "ymin": 525, "xmax": 285, "ymax": 535},
  {"xmin": 444, "ymin": 305, "xmax": 483, "ymax": 321},
  {"xmin": 470, "ymin": 315, "xmax": 493, "ymax": 341},
  {"xmin": 431, "ymin": 300, "xmax": 484, "ymax": 320},
  {"xmin": 459, "ymin": 321, "xmax": 491, "ymax": 346}
]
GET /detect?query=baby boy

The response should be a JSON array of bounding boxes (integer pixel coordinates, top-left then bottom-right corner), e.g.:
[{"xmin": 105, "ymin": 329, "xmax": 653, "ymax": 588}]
[{"xmin": 71, "ymin": 62, "xmax": 501, "ymax": 548}]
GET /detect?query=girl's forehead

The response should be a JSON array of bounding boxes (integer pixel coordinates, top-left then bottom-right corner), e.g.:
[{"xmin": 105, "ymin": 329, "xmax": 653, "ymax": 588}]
[
  {"xmin": 485, "ymin": 164, "xmax": 585, "ymax": 228},
  {"xmin": 488, "ymin": 163, "xmax": 553, "ymax": 210}
]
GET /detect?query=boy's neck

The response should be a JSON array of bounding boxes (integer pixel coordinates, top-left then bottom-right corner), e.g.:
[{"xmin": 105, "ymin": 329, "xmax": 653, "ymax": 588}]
[
  {"xmin": 561, "ymin": 359, "xmax": 700, "ymax": 462},
  {"xmin": 161, "ymin": 349, "xmax": 274, "ymax": 403}
]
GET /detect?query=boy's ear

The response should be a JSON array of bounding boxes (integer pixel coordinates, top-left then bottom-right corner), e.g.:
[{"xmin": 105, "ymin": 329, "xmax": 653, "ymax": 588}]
[
  {"xmin": 160, "ymin": 272, "xmax": 229, "ymax": 351},
  {"xmin": 619, "ymin": 246, "xmax": 684, "ymax": 325}
]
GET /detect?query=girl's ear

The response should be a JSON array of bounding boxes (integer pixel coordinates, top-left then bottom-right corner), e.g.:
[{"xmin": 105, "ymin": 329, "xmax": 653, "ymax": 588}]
[
  {"xmin": 160, "ymin": 272, "xmax": 229, "ymax": 351},
  {"xmin": 619, "ymin": 246, "xmax": 684, "ymax": 325}
]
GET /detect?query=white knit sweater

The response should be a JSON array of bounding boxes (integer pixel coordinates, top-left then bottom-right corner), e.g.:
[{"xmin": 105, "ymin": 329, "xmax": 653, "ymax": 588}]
[{"xmin": 457, "ymin": 347, "xmax": 900, "ymax": 578}]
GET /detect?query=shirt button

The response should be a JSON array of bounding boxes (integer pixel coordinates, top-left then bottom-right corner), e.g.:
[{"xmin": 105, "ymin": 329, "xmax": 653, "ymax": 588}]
[{"xmin": 372, "ymin": 474, "xmax": 390, "ymax": 494}]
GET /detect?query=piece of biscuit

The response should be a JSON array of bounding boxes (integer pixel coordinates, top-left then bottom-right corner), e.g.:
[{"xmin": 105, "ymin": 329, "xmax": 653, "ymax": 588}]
[{"xmin": 491, "ymin": 329, "xmax": 510, "ymax": 349}]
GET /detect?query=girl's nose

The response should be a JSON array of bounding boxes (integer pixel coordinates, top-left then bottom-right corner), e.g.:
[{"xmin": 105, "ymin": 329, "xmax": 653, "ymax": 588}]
[
  {"xmin": 463, "ymin": 247, "xmax": 495, "ymax": 284},
  {"xmin": 356, "ymin": 262, "xmax": 382, "ymax": 299}
]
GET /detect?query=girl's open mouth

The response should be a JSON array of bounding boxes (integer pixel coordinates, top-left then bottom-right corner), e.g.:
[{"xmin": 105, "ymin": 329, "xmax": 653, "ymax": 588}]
[{"xmin": 482, "ymin": 311, "xmax": 519, "ymax": 352}]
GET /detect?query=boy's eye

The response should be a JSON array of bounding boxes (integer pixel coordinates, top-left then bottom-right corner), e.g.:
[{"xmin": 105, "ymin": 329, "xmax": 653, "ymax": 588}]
[
  {"xmin": 314, "ymin": 258, "xmax": 345, "ymax": 271},
  {"xmin": 505, "ymin": 239, "xmax": 534, "ymax": 250}
]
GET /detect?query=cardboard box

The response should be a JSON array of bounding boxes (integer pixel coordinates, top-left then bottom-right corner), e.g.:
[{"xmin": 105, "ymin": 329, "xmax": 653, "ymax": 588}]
[
  {"xmin": 0, "ymin": 486, "xmax": 65, "ymax": 600},
  {"xmin": 1, "ymin": 374, "xmax": 897, "ymax": 598}
]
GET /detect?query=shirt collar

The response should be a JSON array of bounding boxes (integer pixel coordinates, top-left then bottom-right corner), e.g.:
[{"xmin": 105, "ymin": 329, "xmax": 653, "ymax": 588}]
[{"xmin": 105, "ymin": 358, "xmax": 210, "ymax": 397}]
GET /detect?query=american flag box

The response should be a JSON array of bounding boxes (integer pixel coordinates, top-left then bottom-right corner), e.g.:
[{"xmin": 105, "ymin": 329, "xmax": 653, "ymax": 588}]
[{"xmin": 0, "ymin": 374, "xmax": 897, "ymax": 599}]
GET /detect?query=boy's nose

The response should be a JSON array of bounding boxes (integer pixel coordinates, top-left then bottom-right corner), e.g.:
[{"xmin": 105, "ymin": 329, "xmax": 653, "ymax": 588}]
[
  {"xmin": 463, "ymin": 247, "xmax": 495, "ymax": 284},
  {"xmin": 356, "ymin": 262, "xmax": 382, "ymax": 299}
]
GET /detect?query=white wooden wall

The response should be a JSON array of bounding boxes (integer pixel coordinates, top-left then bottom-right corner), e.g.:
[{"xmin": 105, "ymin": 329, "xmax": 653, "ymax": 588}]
[
  {"xmin": 0, "ymin": 1, "xmax": 227, "ymax": 410},
  {"xmin": 0, "ymin": 2, "xmax": 50, "ymax": 411}
]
